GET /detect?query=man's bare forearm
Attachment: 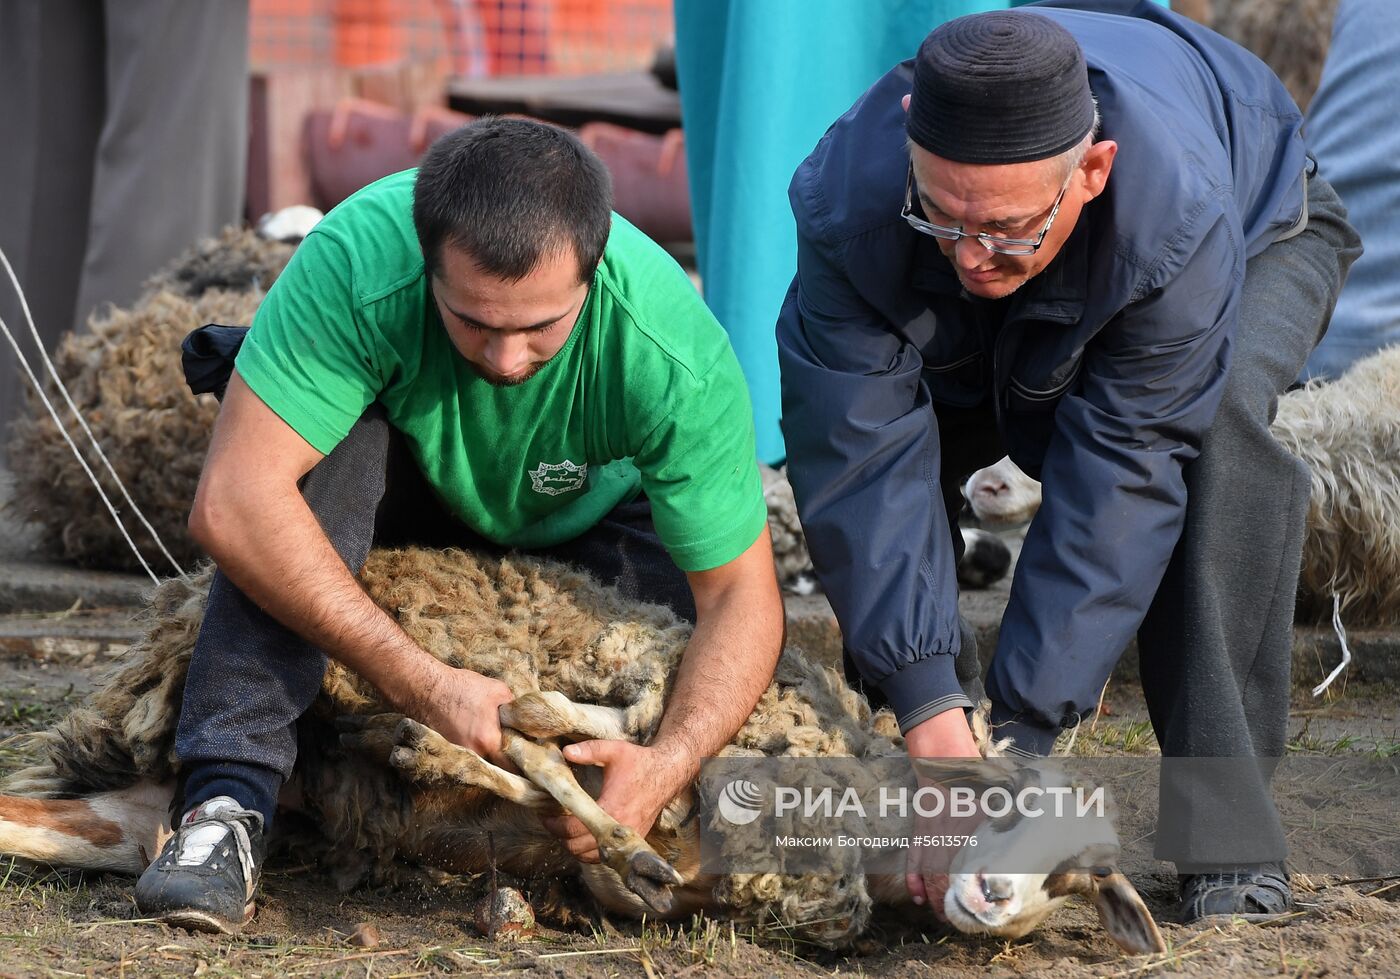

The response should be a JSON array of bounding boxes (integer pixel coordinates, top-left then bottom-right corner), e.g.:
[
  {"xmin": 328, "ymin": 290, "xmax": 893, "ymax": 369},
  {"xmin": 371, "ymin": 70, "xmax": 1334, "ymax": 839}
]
[
  {"xmin": 651, "ymin": 619, "xmax": 781, "ymax": 776},
  {"xmin": 191, "ymin": 480, "xmax": 447, "ymax": 718},
  {"xmin": 904, "ymin": 709, "xmax": 980, "ymax": 758},
  {"xmin": 188, "ymin": 372, "xmax": 515, "ymax": 760},
  {"xmin": 649, "ymin": 537, "xmax": 784, "ymax": 786}
]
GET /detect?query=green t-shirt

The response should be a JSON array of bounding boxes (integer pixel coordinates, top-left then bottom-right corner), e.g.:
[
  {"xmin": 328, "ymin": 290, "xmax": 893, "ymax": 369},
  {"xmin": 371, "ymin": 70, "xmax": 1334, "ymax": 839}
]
[{"xmin": 237, "ymin": 170, "xmax": 766, "ymax": 572}]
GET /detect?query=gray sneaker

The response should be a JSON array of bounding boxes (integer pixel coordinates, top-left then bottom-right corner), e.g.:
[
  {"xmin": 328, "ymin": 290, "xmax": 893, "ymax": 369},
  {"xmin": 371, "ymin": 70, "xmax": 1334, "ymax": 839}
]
[{"xmin": 135, "ymin": 796, "xmax": 265, "ymax": 934}]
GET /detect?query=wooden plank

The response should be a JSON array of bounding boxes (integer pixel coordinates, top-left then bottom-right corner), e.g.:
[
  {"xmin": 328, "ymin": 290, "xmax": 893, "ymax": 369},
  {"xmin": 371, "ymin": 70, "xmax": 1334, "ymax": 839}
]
[
  {"xmin": 447, "ymin": 70, "xmax": 680, "ymax": 134},
  {"xmin": 246, "ymin": 67, "xmax": 355, "ymax": 220}
]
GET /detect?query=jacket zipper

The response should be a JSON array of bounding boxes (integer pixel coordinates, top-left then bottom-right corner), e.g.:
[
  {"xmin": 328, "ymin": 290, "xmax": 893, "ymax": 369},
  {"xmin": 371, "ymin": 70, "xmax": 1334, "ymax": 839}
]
[
  {"xmin": 925, "ymin": 350, "xmax": 981, "ymax": 374},
  {"xmin": 992, "ymin": 322, "xmax": 1011, "ymax": 436}
]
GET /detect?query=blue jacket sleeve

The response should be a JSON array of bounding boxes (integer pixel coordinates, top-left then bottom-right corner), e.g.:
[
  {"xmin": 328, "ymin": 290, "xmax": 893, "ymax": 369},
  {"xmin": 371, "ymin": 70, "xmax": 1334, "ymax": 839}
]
[
  {"xmin": 777, "ymin": 229, "xmax": 971, "ymax": 733},
  {"xmin": 988, "ymin": 209, "xmax": 1240, "ymax": 753}
]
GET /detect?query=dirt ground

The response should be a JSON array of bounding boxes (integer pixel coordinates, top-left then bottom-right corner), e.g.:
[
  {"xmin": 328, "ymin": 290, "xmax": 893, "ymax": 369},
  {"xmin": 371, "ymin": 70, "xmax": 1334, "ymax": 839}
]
[{"xmin": 2, "ymin": 654, "xmax": 1399, "ymax": 978}]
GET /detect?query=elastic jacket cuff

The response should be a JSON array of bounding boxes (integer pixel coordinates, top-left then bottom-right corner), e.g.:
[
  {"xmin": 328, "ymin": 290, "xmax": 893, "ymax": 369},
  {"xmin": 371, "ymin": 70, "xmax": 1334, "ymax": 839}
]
[
  {"xmin": 988, "ymin": 701, "xmax": 1061, "ymax": 757},
  {"xmin": 879, "ymin": 653, "xmax": 973, "ymax": 735}
]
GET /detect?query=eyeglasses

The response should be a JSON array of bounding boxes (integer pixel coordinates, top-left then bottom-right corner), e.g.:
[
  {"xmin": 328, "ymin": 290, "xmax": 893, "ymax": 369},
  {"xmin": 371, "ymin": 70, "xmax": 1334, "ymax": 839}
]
[{"xmin": 901, "ymin": 164, "xmax": 1070, "ymax": 256}]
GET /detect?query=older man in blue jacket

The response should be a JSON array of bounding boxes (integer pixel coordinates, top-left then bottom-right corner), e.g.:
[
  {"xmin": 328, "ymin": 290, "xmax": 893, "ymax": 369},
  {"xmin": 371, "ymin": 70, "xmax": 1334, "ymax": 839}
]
[{"xmin": 778, "ymin": 0, "xmax": 1359, "ymax": 923}]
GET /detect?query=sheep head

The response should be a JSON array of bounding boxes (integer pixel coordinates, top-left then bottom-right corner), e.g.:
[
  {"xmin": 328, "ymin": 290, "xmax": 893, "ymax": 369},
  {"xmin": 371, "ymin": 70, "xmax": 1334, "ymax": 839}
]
[
  {"xmin": 915, "ymin": 757, "xmax": 1166, "ymax": 955},
  {"xmin": 962, "ymin": 456, "xmax": 1042, "ymax": 530}
]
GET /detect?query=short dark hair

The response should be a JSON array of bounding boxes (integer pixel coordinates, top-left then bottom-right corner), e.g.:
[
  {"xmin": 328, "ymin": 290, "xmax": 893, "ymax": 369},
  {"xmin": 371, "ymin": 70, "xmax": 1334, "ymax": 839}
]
[{"xmin": 413, "ymin": 117, "xmax": 613, "ymax": 283}]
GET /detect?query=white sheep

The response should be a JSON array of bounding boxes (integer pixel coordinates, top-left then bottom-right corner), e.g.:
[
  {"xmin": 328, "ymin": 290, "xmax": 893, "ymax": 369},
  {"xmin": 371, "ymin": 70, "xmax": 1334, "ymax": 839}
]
[
  {"xmin": 761, "ymin": 463, "xmax": 1013, "ymax": 594},
  {"xmin": 1272, "ymin": 344, "xmax": 1400, "ymax": 624},
  {"xmin": 963, "ymin": 345, "xmax": 1400, "ymax": 625},
  {"xmin": 963, "ymin": 456, "xmax": 1043, "ymax": 531}
]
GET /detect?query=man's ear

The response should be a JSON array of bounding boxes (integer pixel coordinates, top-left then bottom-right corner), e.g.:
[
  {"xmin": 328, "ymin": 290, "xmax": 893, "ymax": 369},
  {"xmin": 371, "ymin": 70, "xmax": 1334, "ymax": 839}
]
[
  {"xmin": 1089, "ymin": 870, "xmax": 1166, "ymax": 955},
  {"xmin": 1079, "ymin": 140, "xmax": 1118, "ymax": 201},
  {"xmin": 902, "ymin": 93, "xmax": 912, "ymax": 113}
]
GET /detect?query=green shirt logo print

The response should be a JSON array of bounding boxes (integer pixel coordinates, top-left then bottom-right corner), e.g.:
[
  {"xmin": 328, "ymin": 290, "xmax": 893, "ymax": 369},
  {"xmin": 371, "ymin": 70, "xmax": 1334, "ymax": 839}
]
[{"xmin": 529, "ymin": 459, "xmax": 589, "ymax": 496}]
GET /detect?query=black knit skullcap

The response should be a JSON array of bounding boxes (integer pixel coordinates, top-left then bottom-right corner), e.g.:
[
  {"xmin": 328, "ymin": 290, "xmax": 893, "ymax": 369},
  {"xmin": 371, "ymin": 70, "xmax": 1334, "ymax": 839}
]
[{"xmin": 907, "ymin": 11, "xmax": 1095, "ymax": 164}]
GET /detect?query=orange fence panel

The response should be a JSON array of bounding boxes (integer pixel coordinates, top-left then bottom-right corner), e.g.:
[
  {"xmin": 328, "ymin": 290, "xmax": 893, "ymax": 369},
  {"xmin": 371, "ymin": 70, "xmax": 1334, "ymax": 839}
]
[{"xmin": 250, "ymin": 0, "xmax": 673, "ymax": 76}]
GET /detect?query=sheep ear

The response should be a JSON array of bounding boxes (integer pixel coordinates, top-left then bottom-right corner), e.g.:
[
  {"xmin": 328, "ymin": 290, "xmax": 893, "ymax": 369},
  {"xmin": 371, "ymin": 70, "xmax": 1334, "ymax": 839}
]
[{"xmin": 1090, "ymin": 871, "xmax": 1166, "ymax": 955}]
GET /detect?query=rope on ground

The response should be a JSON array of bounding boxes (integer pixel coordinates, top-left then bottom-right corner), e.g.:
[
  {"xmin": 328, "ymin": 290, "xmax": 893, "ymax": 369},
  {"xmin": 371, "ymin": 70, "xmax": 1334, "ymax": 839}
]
[
  {"xmin": 1311, "ymin": 592, "xmax": 1353, "ymax": 696},
  {"xmin": 0, "ymin": 245, "xmax": 185, "ymax": 584}
]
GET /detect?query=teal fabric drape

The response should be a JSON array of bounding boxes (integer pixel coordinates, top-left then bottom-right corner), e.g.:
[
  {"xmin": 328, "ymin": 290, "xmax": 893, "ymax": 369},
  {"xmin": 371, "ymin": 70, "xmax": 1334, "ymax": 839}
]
[{"xmin": 674, "ymin": 0, "xmax": 1169, "ymax": 463}]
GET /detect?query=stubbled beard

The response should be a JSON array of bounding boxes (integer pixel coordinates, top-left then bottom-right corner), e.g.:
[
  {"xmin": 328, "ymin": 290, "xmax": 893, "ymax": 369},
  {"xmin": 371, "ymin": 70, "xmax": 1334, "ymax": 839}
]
[
  {"xmin": 958, "ymin": 269, "xmax": 1033, "ymax": 299},
  {"xmin": 473, "ymin": 362, "xmax": 542, "ymax": 387}
]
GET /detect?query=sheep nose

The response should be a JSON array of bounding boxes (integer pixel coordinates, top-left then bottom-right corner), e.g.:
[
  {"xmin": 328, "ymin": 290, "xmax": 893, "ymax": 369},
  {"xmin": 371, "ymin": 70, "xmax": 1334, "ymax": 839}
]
[
  {"xmin": 981, "ymin": 480, "xmax": 1008, "ymax": 497},
  {"xmin": 979, "ymin": 872, "xmax": 1013, "ymax": 904}
]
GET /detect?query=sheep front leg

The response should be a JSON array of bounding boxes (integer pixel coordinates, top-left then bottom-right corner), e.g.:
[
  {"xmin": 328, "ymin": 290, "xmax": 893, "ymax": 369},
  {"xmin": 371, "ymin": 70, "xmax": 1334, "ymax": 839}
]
[
  {"xmin": 383, "ymin": 718, "xmax": 553, "ymax": 809},
  {"xmin": 498, "ymin": 691, "xmax": 630, "ymax": 743},
  {"xmin": 500, "ymin": 729, "xmax": 682, "ymax": 914}
]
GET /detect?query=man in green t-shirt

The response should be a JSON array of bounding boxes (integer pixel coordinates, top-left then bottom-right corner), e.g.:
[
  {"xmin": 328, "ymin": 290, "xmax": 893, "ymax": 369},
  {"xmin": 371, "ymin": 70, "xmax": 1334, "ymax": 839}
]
[{"xmin": 133, "ymin": 118, "xmax": 784, "ymax": 934}]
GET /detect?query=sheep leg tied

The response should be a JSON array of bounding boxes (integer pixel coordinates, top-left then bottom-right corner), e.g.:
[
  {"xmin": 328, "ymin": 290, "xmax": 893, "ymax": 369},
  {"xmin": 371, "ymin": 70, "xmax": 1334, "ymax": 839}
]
[{"xmin": 500, "ymin": 729, "xmax": 682, "ymax": 913}]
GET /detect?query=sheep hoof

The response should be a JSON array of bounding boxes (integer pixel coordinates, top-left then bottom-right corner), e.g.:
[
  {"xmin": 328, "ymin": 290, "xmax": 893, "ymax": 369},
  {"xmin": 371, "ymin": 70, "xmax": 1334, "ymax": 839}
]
[
  {"xmin": 625, "ymin": 870, "xmax": 676, "ymax": 915},
  {"xmin": 336, "ymin": 713, "xmax": 404, "ymax": 759},
  {"xmin": 623, "ymin": 850, "xmax": 684, "ymax": 914},
  {"xmin": 387, "ymin": 719, "xmax": 452, "ymax": 783},
  {"xmin": 381, "ymin": 719, "xmax": 442, "ymax": 780},
  {"xmin": 394, "ymin": 717, "xmax": 431, "ymax": 747},
  {"xmin": 388, "ymin": 745, "xmax": 421, "ymax": 775}
]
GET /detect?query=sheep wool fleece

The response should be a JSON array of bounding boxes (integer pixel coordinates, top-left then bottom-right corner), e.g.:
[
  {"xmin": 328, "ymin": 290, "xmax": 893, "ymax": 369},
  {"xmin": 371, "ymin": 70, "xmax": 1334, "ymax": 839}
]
[{"xmin": 237, "ymin": 169, "xmax": 766, "ymax": 573}]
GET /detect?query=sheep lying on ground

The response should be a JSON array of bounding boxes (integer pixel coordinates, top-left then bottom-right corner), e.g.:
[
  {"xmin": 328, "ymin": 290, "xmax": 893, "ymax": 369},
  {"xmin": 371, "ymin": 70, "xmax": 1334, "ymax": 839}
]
[
  {"xmin": 0, "ymin": 549, "xmax": 1163, "ymax": 954},
  {"xmin": 760, "ymin": 464, "xmax": 821, "ymax": 593},
  {"xmin": 963, "ymin": 345, "xmax": 1400, "ymax": 625},
  {"xmin": 5, "ymin": 289, "xmax": 263, "ymax": 571},
  {"xmin": 761, "ymin": 464, "xmax": 1013, "ymax": 594}
]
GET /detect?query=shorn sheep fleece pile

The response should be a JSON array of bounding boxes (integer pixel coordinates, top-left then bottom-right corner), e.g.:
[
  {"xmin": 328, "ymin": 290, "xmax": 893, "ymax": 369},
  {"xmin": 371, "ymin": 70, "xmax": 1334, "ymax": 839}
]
[{"xmin": 5, "ymin": 229, "xmax": 294, "ymax": 571}]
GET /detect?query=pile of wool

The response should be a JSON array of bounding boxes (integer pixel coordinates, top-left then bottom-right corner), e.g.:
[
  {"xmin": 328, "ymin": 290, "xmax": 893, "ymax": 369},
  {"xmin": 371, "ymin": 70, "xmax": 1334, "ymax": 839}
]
[
  {"xmin": 141, "ymin": 225, "xmax": 295, "ymax": 300},
  {"xmin": 5, "ymin": 288, "xmax": 262, "ymax": 571},
  {"xmin": 5, "ymin": 220, "xmax": 301, "ymax": 571}
]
